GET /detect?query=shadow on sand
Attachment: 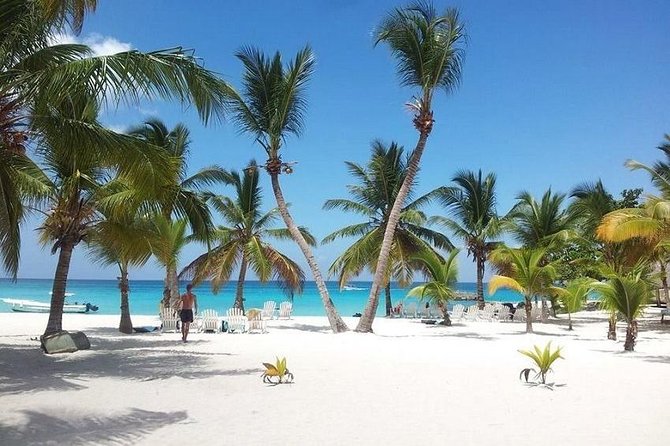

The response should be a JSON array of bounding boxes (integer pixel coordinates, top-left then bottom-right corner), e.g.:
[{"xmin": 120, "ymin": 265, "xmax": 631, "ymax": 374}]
[
  {"xmin": 0, "ymin": 408, "xmax": 186, "ymax": 446},
  {"xmin": 0, "ymin": 333, "xmax": 256, "ymax": 396}
]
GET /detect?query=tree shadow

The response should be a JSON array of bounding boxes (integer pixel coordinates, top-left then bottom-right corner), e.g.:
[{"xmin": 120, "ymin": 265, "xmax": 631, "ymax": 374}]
[
  {"xmin": 0, "ymin": 408, "xmax": 186, "ymax": 445},
  {"xmin": 270, "ymin": 323, "xmax": 331, "ymax": 334},
  {"xmin": 0, "ymin": 335, "xmax": 256, "ymax": 396}
]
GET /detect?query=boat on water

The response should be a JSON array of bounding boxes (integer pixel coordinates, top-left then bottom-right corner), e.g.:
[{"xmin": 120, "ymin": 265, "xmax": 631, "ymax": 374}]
[
  {"xmin": 1, "ymin": 298, "xmax": 99, "ymax": 313},
  {"xmin": 49, "ymin": 292, "xmax": 75, "ymax": 297},
  {"xmin": 342, "ymin": 284, "xmax": 366, "ymax": 291}
]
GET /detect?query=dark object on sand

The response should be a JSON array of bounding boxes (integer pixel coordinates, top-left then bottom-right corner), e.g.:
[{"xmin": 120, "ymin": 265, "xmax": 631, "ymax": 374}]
[
  {"xmin": 41, "ymin": 330, "xmax": 90, "ymax": 354},
  {"xmin": 133, "ymin": 326, "xmax": 159, "ymax": 333},
  {"xmin": 421, "ymin": 319, "xmax": 437, "ymax": 325},
  {"xmin": 352, "ymin": 312, "xmax": 362, "ymax": 317}
]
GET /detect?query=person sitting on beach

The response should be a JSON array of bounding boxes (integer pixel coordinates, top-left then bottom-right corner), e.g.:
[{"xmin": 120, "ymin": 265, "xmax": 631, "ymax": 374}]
[{"xmin": 179, "ymin": 284, "xmax": 198, "ymax": 343}]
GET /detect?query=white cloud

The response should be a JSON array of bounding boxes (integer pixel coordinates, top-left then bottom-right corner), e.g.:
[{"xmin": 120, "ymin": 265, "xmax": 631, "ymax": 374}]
[
  {"xmin": 105, "ymin": 124, "xmax": 128, "ymax": 134},
  {"xmin": 49, "ymin": 32, "xmax": 133, "ymax": 56}
]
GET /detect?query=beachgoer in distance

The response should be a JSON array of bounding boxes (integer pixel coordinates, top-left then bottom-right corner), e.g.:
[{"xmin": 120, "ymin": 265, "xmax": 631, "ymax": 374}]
[{"xmin": 179, "ymin": 284, "xmax": 198, "ymax": 342}]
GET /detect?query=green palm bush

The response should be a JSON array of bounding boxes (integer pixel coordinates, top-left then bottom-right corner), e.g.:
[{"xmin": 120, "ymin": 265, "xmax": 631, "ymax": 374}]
[
  {"xmin": 519, "ymin": 342, "xmax": 563, "ymax": 385},
  {"xmin": 407, "ymin": 249, "xmax": 459, "ymax": 325},
  {"xmin": 550, "ymin": 278, "xmax": 595, "ymax": 330}
]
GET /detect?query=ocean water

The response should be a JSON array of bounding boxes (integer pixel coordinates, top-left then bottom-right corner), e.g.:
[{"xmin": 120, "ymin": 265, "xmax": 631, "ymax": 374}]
[{"xmin": 0, "ymin": 279, "xmax": 524, "ymax": 317}]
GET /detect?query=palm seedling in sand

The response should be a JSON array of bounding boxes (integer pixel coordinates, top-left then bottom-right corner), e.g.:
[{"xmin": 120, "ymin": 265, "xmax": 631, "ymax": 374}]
[
  {"xmin": 226, "ymin": 46, "xmax": 348, "ymax": 332},
  {"xmin": 180, "ymin": 163, "xmax": 311, "ymax": 312},
  {"xmin": 432, "ymin": 169, "xmax": 501, "ymax": 309},
  {"xmin": 519, "ymin": 342, "xmax": 563, "ymax": 386},
  {"xmin": 359, "ymin": 2, "xmax": 466, "ymax": 332},
  {"xmin": 407, "ymin": 249, "xmax": 459, "ymax": 325},
  {"xmin": 323, "ymin": 141, "xmax": 452, "ymax": 316},
  {"xmin": 488, "ymin": 246, "xmax": 557, "ymax": 334}
]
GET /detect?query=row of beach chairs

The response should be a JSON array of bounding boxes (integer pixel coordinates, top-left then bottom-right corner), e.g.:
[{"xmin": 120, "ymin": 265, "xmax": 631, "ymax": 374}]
[
  {"xmin": 450, "ymin": 303, "xmax": 541, "ymax": 323},
  {"xmin": 160, "ymin": 300, "xmax": 293, "ymax": 334}
]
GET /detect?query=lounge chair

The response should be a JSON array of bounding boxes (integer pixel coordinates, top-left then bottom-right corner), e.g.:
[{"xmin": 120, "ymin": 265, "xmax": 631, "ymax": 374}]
[
  {"xmin": 429, "ymin": 303, "xmax": 442, "ymax": 319},
  {"xmin": 402, "ymin": 301, "xmax": 417, "ymax": 318},
  {"xmin": 450, "ymin": 304, "xmax": 465, "ymax": 321},
  {"xmin": 247, "ymin": 312, "xmax": 267, "ymax": 334},
  {"xmin": 419, "ymin": 303, "xmax": 431, "ymax": 319},
  {"xmin": 513, "ymin": 307, "xmax": 526, "ymax": 322},
  {"xmin": 496, "ymin": 305, "xmax": 510, "ymax": 322},
  {"xmin": 261, "ymin": 300, "xmax": 276, "ymax": 320},
  {"xmin": 160, "ymin": 308, "xmax": 179, "ymax": 333},
  {"xmin": 226, "ymin": 308, "xmax": 246, "ymax": 333},
  {"xmin": 478, "ymin": 304, "xmax": 495, "ymax": 322},
  {"xmin": 278, "ymin": 301, "xmax": 293, "ymax": 319},
  {"xmin": 464, "ymin": 305, "xmax": 479, "ymax": 321},
  {"xmin": 199, "ymin": 309, "xmax": 219, "ymax": 332}
]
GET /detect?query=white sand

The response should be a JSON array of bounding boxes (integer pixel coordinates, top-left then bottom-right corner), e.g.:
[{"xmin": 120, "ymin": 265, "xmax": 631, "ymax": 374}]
[{"xmin": 0, "ymin": 309, "xmax": 668, "ymax": 445}]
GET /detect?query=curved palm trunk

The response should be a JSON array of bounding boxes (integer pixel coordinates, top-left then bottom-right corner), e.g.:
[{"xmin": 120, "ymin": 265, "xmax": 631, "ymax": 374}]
[
  {"xmin": 270, "ymin": 173, "xmax": 348, "ymax": 333},
  {"xmin": 384, "ymin": 283, "xmax": 392, "ymax": 317},
  {"xmin": 358, "ymin": 130, "xmax": 430, "ymax": 332},
  {"xmin": 624, "ymin": 320, "xmax": 637, "ymax": 351},
  {"xmin": 476, "ymin": 255, "xmax": 485, "ymax": 309},
  {"xmin": 118, "ymin": 264, "xmax": 133, "ymax": 334},
  {"xmin": 44, "ymin": 239, "xmax": 75, "ymax": 336},
  {"xmin": 234, "ymin": 255, "xmax": 248, "ymax": 312},
  {"xmin": 567, "ymin": 312, "xmax": 573, "ymax": 331},
  {"xmin": 524, "ymin": 295, "xmax": 533, "ymax": 334},
  {"xmin": 441, "ymin": 305, "xmax": 452, "ymax": 326}
]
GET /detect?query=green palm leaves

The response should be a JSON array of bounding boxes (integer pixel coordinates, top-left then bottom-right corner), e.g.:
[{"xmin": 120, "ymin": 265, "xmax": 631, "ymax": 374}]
[
  {"xmin": 180, "ymin": 164, "xmax": 309, "ymax": 312},
  {"xmin": 519, "ymin": 342, "xmax": 563, "ymax": 385},
  {"xmin": 407, "ymin": 249, "xmax": 458, "ymax": 324},
  {"xmin": 550, "ymin": 278, "xmax": 594, "ymax": 330}
]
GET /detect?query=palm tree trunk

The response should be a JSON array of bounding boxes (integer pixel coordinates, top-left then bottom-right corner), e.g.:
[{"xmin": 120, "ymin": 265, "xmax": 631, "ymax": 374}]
[
  {"xmin": 166, "ymin": 266, "xmax": 180, "ymax": 310},
  {"xmin": 384, "ymin": 283, "xmax": 392, "ymax": 317},
  {"xmin": 118, "ymin": 264, "xmax": 133, "ymax": 334},
  {"xmin": 541, "ymin": 295, "xmax": 548, "ymax": 322},
  {"xmin": 607, "ymin": 313, "xmax": 617, "ymax": 340},
  {"xmin": 567, "ymin": 312, "xmax": 573, "ymax": 331},
  {"xmin": 234, "ymin": 255, "xmax": 248, "ymax": 312},
  {"xmin": 476, "ymin": 255, "xmax": 485, "ymax": 309},
  {"xmin": 44, "ymin": 239, "xmax": 75, "ymax": 336},
  {"xmin": 524, "ymin": 296, "xmax": 533, "ymax": 334},
  {"xmin": 624, "ymin": 320, "xmax": 637, "ymax": 351},
  {"xmin": 270, "ymin": 173, "xmax": 348, "ymax": 333},
  {"xmin": 358, "ymin": 130, "xmax": 430, "ymax": 332},
  {"xmin": 441, "ymin": 305, "xmax": 452, "ymax": 326}
]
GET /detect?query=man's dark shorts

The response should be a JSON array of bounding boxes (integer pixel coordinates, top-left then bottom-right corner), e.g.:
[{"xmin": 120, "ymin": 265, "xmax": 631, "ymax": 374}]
[{"xmin": 180, "ymin": 309, "xmax": 194, "ymax": 323}]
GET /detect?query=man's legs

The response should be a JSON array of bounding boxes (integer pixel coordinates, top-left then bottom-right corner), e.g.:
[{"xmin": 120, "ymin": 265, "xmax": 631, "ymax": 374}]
[{"xmin": 182, "ymin": 321, "xmax": 190, "ymax": 342}]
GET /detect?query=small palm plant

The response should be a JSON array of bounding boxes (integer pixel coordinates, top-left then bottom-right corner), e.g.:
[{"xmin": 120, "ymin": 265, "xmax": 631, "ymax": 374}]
[
  {"xmin": 262, "ymin": 357, "xmax": 294, "ymax": 384},
  {"xmin": 550, "ymin": 278, "xmax": 595, "ymax": 330},
  {"xmin": 519, "ymin": 342, "xmax": 563, "ymax": 386}
]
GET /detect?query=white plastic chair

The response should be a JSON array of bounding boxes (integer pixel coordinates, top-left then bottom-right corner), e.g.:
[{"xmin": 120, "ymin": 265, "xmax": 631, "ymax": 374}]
[
  {"xmin": 402, "ymin": 301, "xmax": 417, "ymax": 318},
  {"xmin": 513, "ymin": 307, "xmax": 526, "ymax": 322},
  {"xmin": 478, "ymin": 304, "xmax": 495, "ymax": 322},
  {"xmin": 496, "ymin": 305, "xmax": 510, "ymax": 322},
  {"xmin": 450, "ymin": 304, "xmax": 465, "ymax": 321},
  {"xmin": 419, "ymin": 303, "xmax": 431, "ymax": 319},
  {"xmin": 247, "ymin": 312, "xmax": 267, "ymax": 334},
  {"xmin": 464, "ymin": 305, "xmax": 479, "ymax": 321},
  {"xmin": 199, "ymin": 309, "xmax": 219, "ymax": 332},
  {"xmin": 160, "ymin": 308, "xmax": 179, "ymax": 333},
  {"xmin": 261, "ymin": 300, "xmax": 276, "ymax": 320},
  {"xmin": 226, "ymin": 308, "xmax": 246, "ymax": 333},
  {"xmin": 278, "ymin": 301, "xmax": 293, "ymax": 319}
]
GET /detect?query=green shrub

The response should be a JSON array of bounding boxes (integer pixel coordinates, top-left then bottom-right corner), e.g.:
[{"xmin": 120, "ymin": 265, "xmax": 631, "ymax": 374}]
[{"xmin": 519, "ymin": 342, "xmax": 563, "ymax": 385}]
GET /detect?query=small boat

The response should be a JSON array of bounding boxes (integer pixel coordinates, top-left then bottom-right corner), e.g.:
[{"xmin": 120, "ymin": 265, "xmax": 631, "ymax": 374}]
[
  {"xmin": 49, "ymin": 292, "xmax": 75, "ymax": 297},
  {"xmin": 342, "ymin": 284, "xmax": 365, "ymax": 291},
  {"xmin": 1, "ymin": 298, "xmax": 98, "ymax": 313}
]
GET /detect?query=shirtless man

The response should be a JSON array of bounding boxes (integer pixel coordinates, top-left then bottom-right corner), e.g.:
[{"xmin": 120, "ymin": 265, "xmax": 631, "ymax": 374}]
[{"xmin": 179, "ymin": 284, "xmax": 198, "ymax": 342}]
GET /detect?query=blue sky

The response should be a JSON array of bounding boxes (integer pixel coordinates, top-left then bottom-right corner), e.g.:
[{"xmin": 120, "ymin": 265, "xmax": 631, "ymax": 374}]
[{"xmin": 15, "ymin": 0, "xmax": 670, "ymax": 282}]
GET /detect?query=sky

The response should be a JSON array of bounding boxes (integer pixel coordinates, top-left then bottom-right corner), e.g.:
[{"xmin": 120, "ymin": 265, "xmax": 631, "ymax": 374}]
[{"xmin": 13, "ymin": 0, "xmax": 670, "ymax": 283}]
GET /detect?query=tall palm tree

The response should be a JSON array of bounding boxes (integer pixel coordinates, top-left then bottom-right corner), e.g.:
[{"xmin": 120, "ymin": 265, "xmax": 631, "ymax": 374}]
[
  {"xmin": 407, "ymin": 249, "xmax": 459, "ymax": 325},
  {"xmin": 179, "ymin": 163, "xmax": 313, "ymax": 312},
  {"xmin": 226, "ymin": 46, "xmax": 348, "ymax": 333},
  {"xmin": 126, "ymin": 119, "xmax": 227, "ymax": 307},
  {"xmin": 593, "ymin": 271, "xmax": 651, "ymax": 351},
  {"xmin": 148, "ymin": 215, "xmax": 190, "ymax": 308},
  {"xmin": 323, "ymin": 141, "xmax": 452, "ymax": 316},
  {"xmin": 34, "ymin": 95, "xmax": 172, "ymax": 335},
  {"xmin": 360, "ymin": 2, "xmax": 466, "ymax": 333},
  {"xmin": 488, "ymin": 246, "xmax": 557, "ymax": 333},
  {"xmin": 88, "ymin": 213, "xmax": 153, "ymax": 334},
  {"xmin": 0, "ymin": 0, "xmax": 232, "ymax": 280},
  {"xmin": 432, "ymin": 169, "xmax": 501, "ymax": 309}
]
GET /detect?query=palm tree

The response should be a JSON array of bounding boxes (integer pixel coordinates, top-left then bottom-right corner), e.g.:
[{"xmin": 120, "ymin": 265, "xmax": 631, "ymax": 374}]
[
  {"xmin": 0, "ymin": 0, "xmax": 232, "ymax": 280},
  {"xmin": 407, "ymin": 249, "xmax": 459, "ymax": 325},
  {"xmin": 550, "ymin": 278, "xmax": 594, "ymax": 330},
  {"xmin": 360, "ymin": 2, "xmax": 466, "ymax": 332},
  {"xmin": 179, "ymin": 163, "xmax": 313, "ymax": 312},
  {"xmin": 126, "ymin": 119, "xmax": 227, "ymax": 307},
  {"xmin": 593, "ymin": 271, "xmax": 651, "ymax": 351},
  {"xmin": 226, "ymin": 46, "xmax": 348, "ymax": 333},
  {"xmin": 88, "ymin": 213, "xmax": 153, "ymax": 334},
  {"xmin": 488, "ymin": 246, "xmax": 557, "ymax": 333},
  {"xmin": 432, "ymin": 169, "xmax": 501, "ymax": 309},
  {"xmin": 323, "ymin": 141, "xmax": 452, "ymax": 316},
  {"xmin": 148, "ymin": 215, "xmax": 190, "ymax": 310},
  {"xmin": 34, "ymin": 95, "xmax": 172, "ymax": 335},
  {"xmin": 506, "ymin": 189, "xmax": 576, "ymax": 320}
]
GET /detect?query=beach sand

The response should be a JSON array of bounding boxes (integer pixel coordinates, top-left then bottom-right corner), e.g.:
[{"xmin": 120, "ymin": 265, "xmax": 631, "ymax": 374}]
[{"xmin": 0, "ymin": 310, "xmax": 668, "ymax": 445}]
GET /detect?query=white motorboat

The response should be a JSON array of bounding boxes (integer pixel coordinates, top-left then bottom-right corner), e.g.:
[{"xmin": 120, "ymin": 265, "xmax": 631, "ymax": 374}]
[{"xmin": 1, "ymin": 298, "xmax": 98, "ymax": 313}]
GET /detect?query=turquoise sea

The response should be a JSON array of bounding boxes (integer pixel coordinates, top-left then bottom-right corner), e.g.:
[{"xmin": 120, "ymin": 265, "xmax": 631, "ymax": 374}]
[{"xmin": 0, "ymin": 279, "xmax": 524, "ymax": 316}]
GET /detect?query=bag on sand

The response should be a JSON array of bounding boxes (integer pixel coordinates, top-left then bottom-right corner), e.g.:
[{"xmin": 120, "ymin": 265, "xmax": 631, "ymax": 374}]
[{"xmin": 41, "ymin": 330, "xmax": 90, "ymax": 354}]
